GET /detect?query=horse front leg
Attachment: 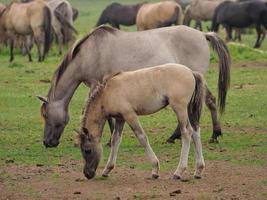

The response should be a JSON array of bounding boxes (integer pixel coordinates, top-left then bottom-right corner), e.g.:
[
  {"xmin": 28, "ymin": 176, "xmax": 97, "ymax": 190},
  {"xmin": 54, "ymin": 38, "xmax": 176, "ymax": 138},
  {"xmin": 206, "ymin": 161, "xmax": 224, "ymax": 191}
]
[
  {"xmin": 102, "ymin": 119, "xmax": 125, "ymax": 177},
  {"xmin": 192, "ymin": 127, "xmax": 205, "ymax": 179},
  {"xmin": 205, "ymin": 87, "xmax": 222, "ymax": 143},
  {"xmin": 254, "ymin": 24, "xmax": 262, "ymax": 48},
  {"xmin": 124, "ymin": 112, "xmax": 160, "ymax": 179},
  {"xmin": 9, "ymin": 39, "xmax": 14, "ymax": 62},
  {"xmin": 224, "ymin": 25, "xmax": 232, "ymax": 42},
  {"xmin": 106, "ymin": 117, "xmax": 114, "ymax": 147}
]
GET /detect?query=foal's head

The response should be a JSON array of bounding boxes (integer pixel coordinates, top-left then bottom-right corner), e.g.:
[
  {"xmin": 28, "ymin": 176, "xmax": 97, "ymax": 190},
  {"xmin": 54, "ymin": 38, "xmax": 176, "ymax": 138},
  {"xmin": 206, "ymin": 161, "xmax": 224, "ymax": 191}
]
[{"xmin": 79, "ymin": 127, "xmax": 102, "ymax": 179}]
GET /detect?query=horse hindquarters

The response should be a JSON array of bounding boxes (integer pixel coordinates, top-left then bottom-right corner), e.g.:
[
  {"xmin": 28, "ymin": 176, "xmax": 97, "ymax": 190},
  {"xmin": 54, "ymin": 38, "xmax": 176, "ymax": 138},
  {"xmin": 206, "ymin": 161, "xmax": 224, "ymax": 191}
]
[{"xmin": 33, "ymin": 6, "xmax": 51, "ymax": 62}]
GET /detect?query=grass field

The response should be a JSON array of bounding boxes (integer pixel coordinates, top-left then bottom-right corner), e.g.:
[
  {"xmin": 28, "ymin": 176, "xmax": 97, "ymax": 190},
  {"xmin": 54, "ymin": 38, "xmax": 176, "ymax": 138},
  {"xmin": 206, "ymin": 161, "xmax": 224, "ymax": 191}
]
[{"xmin": 0, "ymin": 0, "xmax": 267, "ymax": 199}]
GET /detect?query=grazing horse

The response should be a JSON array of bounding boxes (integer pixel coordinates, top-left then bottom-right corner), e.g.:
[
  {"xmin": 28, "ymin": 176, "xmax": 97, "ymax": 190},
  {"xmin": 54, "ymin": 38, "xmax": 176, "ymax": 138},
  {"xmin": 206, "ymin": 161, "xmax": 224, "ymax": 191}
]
[
  {"xmin": 0, "ymin": 1, "xmax": 51, "ymax": 62},
  {"xmin": 136, "ymin": 1, "xmax": 183, "ymax": 31},
  {"xmin": 78, "ymin": 64, "xmax": 205, "ymax": 180},
  {"xmin": 37, "ymin": 25, "xmax": 230, "ymax": 148},
  {"xmin": 96, "ymin": 2, "xmax": 144, "ymax": 29},
  {"xmin": 183, "ymin": 0, "xmax": 220, "ymax": 31},
  {"xmin": 211, "ymin": 0, "xmax": 267, "ymax": 48}
]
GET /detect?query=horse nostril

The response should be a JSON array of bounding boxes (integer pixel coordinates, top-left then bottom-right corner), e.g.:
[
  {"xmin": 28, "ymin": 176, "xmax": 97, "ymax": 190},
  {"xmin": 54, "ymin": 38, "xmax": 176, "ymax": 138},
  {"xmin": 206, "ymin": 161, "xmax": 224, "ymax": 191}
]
[
  {"xmin": 85, "ymin": 149, "xmax": 92, "ymax": 154},
  {"xmin": 84, "ymin": 169, "xmax": 95, "ymax": 179}
]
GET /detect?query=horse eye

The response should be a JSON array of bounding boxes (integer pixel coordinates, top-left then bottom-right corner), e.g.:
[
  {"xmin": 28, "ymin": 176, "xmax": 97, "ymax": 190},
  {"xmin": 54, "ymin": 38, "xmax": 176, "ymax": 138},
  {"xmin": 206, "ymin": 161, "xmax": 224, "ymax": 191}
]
[{"xmin": 84, "ymin": 149, "xmax": 92, "ymax": 154}]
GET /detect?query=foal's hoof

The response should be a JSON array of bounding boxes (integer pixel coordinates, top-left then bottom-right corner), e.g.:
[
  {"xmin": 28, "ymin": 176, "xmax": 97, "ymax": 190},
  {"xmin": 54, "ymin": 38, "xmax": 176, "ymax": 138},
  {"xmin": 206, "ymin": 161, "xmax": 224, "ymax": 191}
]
[
  {"xmin": 173, "ymin": 175, "xmax": 181, "ymax": 180},
  {"xmin": 166, "ymin": 138, "xmax": 175, "ymax": 144},
  {"xmin": 152, "ymin": 174, "xmax": 159, "ymax": 179},
  {"xmin": 194, "ymin": 175, "xmax": 202, "ymax": 179},
  {"xmin": 208, "ymin": 138, "xmax": 219, "ymax": 144}
]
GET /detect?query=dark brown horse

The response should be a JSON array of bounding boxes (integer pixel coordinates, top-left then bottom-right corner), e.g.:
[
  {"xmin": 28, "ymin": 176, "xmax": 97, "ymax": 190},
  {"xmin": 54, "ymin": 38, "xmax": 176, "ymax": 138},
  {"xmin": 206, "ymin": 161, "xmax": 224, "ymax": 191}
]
[{"xmin": 96, "ymin": 2, "xmax": 144, "ymax": 29}]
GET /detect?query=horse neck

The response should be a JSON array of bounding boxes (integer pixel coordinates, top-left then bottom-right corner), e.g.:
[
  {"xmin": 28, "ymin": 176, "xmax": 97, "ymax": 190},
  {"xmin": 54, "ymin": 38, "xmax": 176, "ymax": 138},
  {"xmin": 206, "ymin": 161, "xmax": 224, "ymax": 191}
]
[
  {"xmin": 48, "ymin": 60, "xmax": 82, "ymax": 109},
  {"xmin": 83, "ymin": 96, "xmax": 106, "ymax": 140}
]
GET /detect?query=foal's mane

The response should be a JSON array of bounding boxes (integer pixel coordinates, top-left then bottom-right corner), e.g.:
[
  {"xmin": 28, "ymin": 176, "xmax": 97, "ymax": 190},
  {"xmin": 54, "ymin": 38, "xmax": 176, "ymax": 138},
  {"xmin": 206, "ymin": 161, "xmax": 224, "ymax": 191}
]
[
  {"xmin": 80, "ymin": 72, "xmax": 121, "ymax": 128},
  {"xmin": 47, "ymin": 25, "xmax": 117, "ymax": 99}
]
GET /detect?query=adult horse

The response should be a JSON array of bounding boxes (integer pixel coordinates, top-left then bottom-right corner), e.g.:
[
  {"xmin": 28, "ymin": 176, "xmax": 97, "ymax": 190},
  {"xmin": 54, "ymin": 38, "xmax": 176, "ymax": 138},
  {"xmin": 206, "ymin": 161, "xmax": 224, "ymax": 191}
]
[
  {"xmin": 136, "ymin": 1, "xmax": 183, "ymax": 30},
  {"xmin": 37, "ymin": 25, "xmax": 230, "ymax": 148},
  {"xmin": 211, "ymin": 0, "xmax": 267, "ymax": 48},
  {"xmin": 96, "ymin": 2, "xmax": 144, "ymax": 29},
  {"xmin": 183, "ymin": 0, "xmax": 221, "ymax": 31},
  {"xmin": 0, "ymin": 1, "xmax": 51, "ymax": 62},
  {"xmin": 46, "ymin": 0, "xmax": 77, "ymax": 49},
  {"xmin": 78, "ymin": 64, "xmax": 205, "ymax": 180},
  {"xmin": 21, "ymin": 0, "xmax": 77, "ymax": 54}
]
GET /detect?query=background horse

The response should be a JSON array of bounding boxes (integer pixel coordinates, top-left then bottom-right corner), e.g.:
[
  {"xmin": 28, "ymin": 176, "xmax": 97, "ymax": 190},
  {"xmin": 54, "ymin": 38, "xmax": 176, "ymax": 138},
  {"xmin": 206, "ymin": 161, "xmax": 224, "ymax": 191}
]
[
  {"xmin": 0, "ymin": 1, "xmax": 51, "ymax": 62},
  {"xmin": 78, "ymin": 64, "xmax": 205, "ymax": 180},
  {"xmin": 136, "ymin": 1, "xmax": 183, "ymax": 31},
  {"xmin": 96, "ymin": 2, "xmax": 144, "ymax": 29},
  {"xmin": 37, "ymin": 25, "xmax": 230, "ymax": 148},
  {"xmin": 183, "ymin": 0, "xmax": 220, "ymax": 31},
  {"xmin": 211, "ymin": 0, "xmax": 267, "ymax": 48}
]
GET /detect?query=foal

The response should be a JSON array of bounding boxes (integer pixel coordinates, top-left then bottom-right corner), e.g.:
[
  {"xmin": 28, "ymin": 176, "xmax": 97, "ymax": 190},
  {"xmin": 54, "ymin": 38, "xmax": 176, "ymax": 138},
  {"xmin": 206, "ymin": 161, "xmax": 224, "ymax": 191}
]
[{"xmin": 78, "ymin": 63, "xmax": 205, "ymax": 180}]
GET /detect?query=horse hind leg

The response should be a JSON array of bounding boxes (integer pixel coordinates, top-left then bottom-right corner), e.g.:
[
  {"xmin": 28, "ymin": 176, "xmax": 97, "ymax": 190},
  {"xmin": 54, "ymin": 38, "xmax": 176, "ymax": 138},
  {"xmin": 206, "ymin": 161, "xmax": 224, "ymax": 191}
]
[
  {"xmin": 102, "ymin": 119, "xmax": 125, "ymax": 177},
  {"xmin": 123, "ymin": 112, "xmax": 160, "ymax": 179},
  {"xmin": 33, "ymin": 29, "xmax": 45, "ymax": 62},
  {"xmin": 192, "ymin": 127, "xmax": 205, "ymax": 179},
  {"xmin": 254, "ymin": 24, "xmax": 262, "ymax": 48},
  {"xmin": 171, "ymin": 104, "xmax": 193, "ymax": 180},
  {"xmin": 205, "ymin": 87, "xmax": 222, "ymax": 143}
]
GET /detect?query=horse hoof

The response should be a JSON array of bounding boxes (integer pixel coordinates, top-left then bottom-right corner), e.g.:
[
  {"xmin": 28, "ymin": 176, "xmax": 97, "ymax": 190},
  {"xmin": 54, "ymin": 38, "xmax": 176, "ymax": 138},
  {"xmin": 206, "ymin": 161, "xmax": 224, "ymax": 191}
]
[
  {"xmin": 173, "ymin": 175, "xmax": 181, "ymax": 180},
  {"xmin": 152, "ymin": 174, "xmax": 159, "ymax": 179},
  {"xmin": 102, "ymin": 173, "xmax": 109, "ymax": 177},
  {"xmin": 208, "ymin": 138, "xmax": 219, "ymax": 144},
  {"xmin": 166, "ymin": 138, "xmax": 175, "ymax": 144},
  {"xmin": 194, "ymin": 175, "xmax": 202, "ymax": 179}
]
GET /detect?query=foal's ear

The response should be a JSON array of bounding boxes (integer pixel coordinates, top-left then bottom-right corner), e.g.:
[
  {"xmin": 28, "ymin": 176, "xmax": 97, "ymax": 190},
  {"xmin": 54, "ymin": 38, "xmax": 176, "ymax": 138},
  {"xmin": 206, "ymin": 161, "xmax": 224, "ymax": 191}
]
[{"xmin": 36, "ymin": 96, "xmax": 48, "ymax": 104}]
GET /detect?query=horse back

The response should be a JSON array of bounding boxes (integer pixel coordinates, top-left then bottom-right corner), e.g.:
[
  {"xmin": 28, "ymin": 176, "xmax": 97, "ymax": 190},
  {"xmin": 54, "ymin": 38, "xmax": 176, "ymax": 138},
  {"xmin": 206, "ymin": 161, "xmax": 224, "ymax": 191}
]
[{"xmin": 103, "ymin": 64, "xmax": 195, "ymax": 116}]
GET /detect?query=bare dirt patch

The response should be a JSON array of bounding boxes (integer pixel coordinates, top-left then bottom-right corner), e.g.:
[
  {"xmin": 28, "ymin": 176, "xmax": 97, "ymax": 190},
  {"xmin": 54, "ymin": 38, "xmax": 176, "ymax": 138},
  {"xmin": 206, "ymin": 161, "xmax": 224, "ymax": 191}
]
[{"xmin": 1, "ymin": 160, "xmax": 266, "ymax": 200}]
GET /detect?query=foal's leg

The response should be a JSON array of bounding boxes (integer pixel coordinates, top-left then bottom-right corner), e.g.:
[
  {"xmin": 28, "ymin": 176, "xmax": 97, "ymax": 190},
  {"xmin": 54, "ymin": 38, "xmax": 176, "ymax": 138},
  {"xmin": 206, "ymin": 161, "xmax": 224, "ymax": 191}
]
[
  {"xmin": 167, "ymin": 87, "xmax": 222, "ymax": 144},
  {"xmin": 124, "ymin": 112, "xmax": 160, "ymax": 179},
  {"xmin": 102, "ymin": 119, "xmax": 125, "ymax": 177},
  {"xmin": 205, "ymin": 87, "xmax": 222, "ymax": 143},
  {"xmin": 172, "ymin": 106, "xmax": 193, "ymax": 179},
  {"xmin": 191, "ymin": 127, "xmax": 205, "ymax": 179}
]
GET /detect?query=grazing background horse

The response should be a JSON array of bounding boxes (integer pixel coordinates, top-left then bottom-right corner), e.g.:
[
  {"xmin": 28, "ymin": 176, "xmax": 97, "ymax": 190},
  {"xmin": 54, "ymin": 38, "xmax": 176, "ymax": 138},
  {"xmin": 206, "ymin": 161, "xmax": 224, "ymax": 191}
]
[
  {"xmin": 37, "ymin": 25, "xmax": 230, "ymax": 148},
  {"xmin": 96, "ymin": 2, "xmax": 144, "ymax": 29},
  {"xmin": 78, "ymin": 64, "xmax": 205, "ymax": 180},
  {"xmin": 211, "ymin": 0, "xmax": 267, "ymax": 48},
  {"xmin": 0, "ymin": 1, "xmax": 51, "ymax": 62},
  {"xmin": 183, "ymin": 0, "xmax": 220, "ymax": 31},
  {"xmin": 136, "ymin": 1, "xmax": 183, "ymax": 30}
]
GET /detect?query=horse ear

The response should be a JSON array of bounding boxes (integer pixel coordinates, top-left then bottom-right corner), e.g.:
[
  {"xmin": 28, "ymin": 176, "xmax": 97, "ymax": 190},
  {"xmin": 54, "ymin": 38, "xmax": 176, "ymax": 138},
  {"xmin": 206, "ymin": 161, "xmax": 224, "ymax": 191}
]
[{"xmin": 36, "ymin": 96, "xmax": 48, "ymax": 104}]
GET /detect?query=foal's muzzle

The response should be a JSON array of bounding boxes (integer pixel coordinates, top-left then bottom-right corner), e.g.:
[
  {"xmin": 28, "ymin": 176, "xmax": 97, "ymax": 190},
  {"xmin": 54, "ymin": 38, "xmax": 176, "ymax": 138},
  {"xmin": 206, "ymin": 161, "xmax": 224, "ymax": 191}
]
[
  {"xmin": 83, "ymin": 168, "xmax": 96, "ymax": 179},
  {"xmin": 43, "ymin": 139, "xmax": 59, "ymax": 148}
]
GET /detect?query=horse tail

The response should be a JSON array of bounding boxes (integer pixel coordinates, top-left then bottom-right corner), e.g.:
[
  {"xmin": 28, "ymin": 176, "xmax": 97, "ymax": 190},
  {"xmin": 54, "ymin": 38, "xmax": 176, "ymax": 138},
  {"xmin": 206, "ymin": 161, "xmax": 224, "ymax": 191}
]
[
  {"xmin": 183, "ymin": 5, "xmax": 191, "ymax": 26},
  {"xmin": 175, "ymin": 3, "xmax": 183, "ymax": 25},
  {"xmin": 204, "ymin": 32, "xmax": 231, "ymax": 113},
  {"xmin": 54, "ymin": 10, "xmax": 78, "ymax": 43},
  {"xmin": 188, "ymin": 72, "xmax": 205, "ymax": 131},
  {"xmin": 43, "ymin": 6, "xmax": 52, "ymax": 59}
]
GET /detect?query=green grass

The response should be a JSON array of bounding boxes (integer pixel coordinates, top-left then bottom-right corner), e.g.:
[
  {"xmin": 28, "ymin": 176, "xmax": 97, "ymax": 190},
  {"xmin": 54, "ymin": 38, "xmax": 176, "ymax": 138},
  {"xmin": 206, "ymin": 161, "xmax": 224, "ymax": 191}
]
[{"xmin": 0, "ymin": 0, "xmax": 267, "ymax": 173}]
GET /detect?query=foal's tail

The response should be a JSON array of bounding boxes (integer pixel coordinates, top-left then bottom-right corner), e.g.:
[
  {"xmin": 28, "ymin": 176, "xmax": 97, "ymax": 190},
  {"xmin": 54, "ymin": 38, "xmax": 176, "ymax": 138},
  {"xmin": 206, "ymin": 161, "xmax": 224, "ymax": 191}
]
[
  {"xmin": 43, "ymin": 6, "xmax": 52, "ymax": 59},
  {"xmin": 188, "ymin": 72, "xmax": 205, "ymax": 131},
  {"xmin": 204, "ymin": 32, "xmax": 231, "ymax": 113}
]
